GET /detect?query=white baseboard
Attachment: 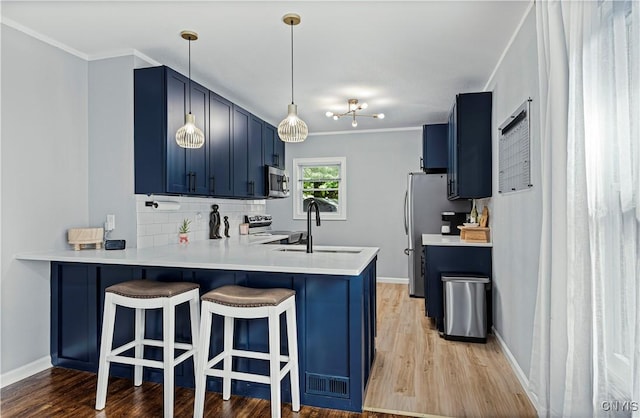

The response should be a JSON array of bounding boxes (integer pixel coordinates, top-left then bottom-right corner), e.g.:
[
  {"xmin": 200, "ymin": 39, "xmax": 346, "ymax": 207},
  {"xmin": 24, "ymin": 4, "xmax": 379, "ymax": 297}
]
[
  {"xmin": 0, "ymin": 356, "xmax": 52, "ymax": 388},
  {"xmin": 492, "ymin": 327, "xmax": 541, "ymax": 414},
  {"xmin": 377, "ymin": 277, "xmax": 408, "ymax": 284}
]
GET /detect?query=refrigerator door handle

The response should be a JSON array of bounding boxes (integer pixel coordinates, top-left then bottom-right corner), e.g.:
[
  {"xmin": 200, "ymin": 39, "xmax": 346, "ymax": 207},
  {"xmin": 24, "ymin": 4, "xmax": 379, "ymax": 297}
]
[{"xmin": 403, "ymin": 190, "xmax": 408, "ymax": 234}]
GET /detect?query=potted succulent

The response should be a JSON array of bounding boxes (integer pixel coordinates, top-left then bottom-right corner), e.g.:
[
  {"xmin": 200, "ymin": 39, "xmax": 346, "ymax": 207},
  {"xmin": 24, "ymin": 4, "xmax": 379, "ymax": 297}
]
[{"xmin": 178, "ymin": 218, "xmax": 191, "ymax": 244}]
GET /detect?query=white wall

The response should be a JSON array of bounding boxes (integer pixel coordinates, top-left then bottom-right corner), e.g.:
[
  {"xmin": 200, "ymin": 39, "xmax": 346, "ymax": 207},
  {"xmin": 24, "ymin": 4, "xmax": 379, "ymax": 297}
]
[
  {"xmin": 1, "ymin": 24, "xmax": 89, "ymax": 377},
  {"xmin": 267, "ymin": 129, "xmax": 422, "ymax": 279},
  {"xmin": 483, "ymin": 6, "xmax": 540, "ymax": 377},
  {"xmin": 88, "ymin": 56, "xmax": 137, "ymax": 246}
]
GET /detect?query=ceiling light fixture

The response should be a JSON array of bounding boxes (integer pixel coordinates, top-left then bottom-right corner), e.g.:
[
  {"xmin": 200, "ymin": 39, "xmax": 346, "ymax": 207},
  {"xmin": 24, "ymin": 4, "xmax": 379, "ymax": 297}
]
[
  {"xmin": 175, "ymin": 30, "xmax": 205, "ymax": 149},
  {"xmin": 277, "ymin": 13, "xmax": 308, "ymax": 143},
  {"xmin": 326, "ymin": 99, "xmax": 385, "ymax": 128}
]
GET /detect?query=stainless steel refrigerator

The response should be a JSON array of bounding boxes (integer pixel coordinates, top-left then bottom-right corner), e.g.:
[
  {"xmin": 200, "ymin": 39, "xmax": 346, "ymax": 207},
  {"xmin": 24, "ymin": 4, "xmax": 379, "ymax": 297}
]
[{"xmin": 404, "ymin": 172, "xmax": 470, "ymax": 297}]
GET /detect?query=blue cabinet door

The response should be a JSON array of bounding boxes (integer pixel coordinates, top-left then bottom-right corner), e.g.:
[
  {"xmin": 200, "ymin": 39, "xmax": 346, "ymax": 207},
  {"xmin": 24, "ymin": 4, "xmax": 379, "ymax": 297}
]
[
  {"xmin": 263, "ymin": 124, "xmax": 285, "ymax": 170},
  {"xmin": 208, "ymin": 92, "xmax": 234, "ymax": 196},
  {"xmin": 165, "ymin": 69, "xmax": 208, "ymax": 195},
  {"xmin": 233, "ymin": 108, "xmax": 265, "ymax": 198},
  {"xmin": 264, "ymin": 123, "xmax": 275, "ymax": 167},
  {"xmin": 447, "ymin": 92, "xmax": 492, "ymax": 199},
  {"xmin": 232, "ymin": 105, "xmax": 250, "ymax": 197},
  {"xmin": 188, "ymin": 82, "xmax": 209, "ymax": 195},
  {"xmin": 248, "ymin": 115, "xmax": 265, "ymax": 197},
  {"xmin": 274, "ymin": 127, "xmax": 286, "ymax": 169},
  {"xmin": 422, "ymin": 123, "xmax": 448, "ymax": 173}
]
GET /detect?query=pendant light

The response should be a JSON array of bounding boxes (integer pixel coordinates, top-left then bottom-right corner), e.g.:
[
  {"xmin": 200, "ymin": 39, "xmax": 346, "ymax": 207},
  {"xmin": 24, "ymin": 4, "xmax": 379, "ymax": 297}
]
[
  {"xmin": 277, "ymin": 13, "xmax": 308, "ymax": 143},
  {"xmin": 175, "ymin": 30, "xmax": 205, "ymax": 149}
]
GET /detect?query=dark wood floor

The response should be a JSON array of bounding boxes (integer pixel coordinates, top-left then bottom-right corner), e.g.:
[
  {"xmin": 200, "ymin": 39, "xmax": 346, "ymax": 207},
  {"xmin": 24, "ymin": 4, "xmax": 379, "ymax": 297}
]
[{"xmin": 0, "ymin": 367, "xmax": 406, "ymax": 418}]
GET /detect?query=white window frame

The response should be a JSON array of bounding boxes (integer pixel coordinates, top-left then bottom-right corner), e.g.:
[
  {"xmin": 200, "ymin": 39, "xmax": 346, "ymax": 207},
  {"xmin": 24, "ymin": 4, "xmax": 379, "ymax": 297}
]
[{"xmin": 292, "ymin": 157, "xmax": 347, "ymax": 220}]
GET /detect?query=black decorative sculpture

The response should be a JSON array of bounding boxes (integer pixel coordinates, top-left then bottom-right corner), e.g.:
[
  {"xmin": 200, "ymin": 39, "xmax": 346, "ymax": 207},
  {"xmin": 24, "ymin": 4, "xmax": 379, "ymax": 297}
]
[
  {"xmin": 224, "ymin": 216, "xmax": 230, "ymax": 238},
  {"xmin": 209, "ymin": 205, "xmax": 222, "ymax": 239}
]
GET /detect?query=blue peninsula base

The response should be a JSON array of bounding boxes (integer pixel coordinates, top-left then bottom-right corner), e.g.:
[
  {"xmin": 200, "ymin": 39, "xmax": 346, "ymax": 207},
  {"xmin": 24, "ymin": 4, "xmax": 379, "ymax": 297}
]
[{"xmin": 50, "ymin": 258, "xmax": 377, "ymax": 412}]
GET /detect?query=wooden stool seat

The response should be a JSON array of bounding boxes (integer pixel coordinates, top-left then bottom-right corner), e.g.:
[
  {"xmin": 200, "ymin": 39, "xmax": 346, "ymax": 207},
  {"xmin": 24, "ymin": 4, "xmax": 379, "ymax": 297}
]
[
  {"xmin": 95, "ymin": 279, "xmax": 200, "ymax": 417},
  {"xmin": 194, "ymin": 285, "xmax": 300, "ymax": 418}
]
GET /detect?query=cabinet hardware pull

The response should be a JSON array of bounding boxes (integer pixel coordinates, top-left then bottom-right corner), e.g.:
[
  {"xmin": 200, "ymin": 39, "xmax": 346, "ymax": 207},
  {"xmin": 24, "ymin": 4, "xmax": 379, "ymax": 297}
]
[
  {"xmin": 192, "ymin": 173, "xmax": 197, "ymax": 192},
  {"xmin": 209, "ymin": 176, "xmax": 215, "ymax": 194}
]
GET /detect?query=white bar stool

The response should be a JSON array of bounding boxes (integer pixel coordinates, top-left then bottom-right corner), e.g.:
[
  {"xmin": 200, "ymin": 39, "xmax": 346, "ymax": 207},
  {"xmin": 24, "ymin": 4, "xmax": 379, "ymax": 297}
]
[
  {"xmin": 193, "ymin": 285, "xmax": 300, "ymax": 418},
  {"xmin": 95, "ymin": 279, "xmax": 200, "ymax": 417}
]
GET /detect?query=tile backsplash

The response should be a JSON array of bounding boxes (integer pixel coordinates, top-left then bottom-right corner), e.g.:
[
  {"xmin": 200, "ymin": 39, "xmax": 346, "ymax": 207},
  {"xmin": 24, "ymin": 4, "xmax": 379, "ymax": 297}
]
[{"xmin": 135, "ymin": 195, "xmax": 266, "ymax": 248}]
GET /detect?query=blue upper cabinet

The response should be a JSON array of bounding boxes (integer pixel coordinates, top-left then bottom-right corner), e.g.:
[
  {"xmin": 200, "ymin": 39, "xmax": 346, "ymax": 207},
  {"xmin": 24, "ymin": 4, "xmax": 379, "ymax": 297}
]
[
  {"xmin": 135, "ymin": 66, "xmax": 208, "ymax": 196},
  {"xmin": 263, "ymin": 124, "xmax": 286, "ymax": 170},
  {"xmin": 135, "ymin": 65, "xmax": 272, "ymax": 199},
  {"xmin": 422, "ymin": 123, "xmax": 448, "ymax": 173},
  {"xmin": 208, "ymin": 92, "xmax": 234, "ymax": 197},
  {"xmin": 233, "ymin": 109, "xmax": 266, "ymax": 198},
  {"xmin": 248, "ymin": 115, "xmax": 266, "ymax": 197},
  {"xmin": 232, "ymin": 105, "xmax": 251, "ymax": 197},
  {"xmin": 166, "ymin": 70, "xmax": 209, "ymax": 195},
  {"xmin": 447, "ymin": 92, "xmax": 492, "ymax": 200}
]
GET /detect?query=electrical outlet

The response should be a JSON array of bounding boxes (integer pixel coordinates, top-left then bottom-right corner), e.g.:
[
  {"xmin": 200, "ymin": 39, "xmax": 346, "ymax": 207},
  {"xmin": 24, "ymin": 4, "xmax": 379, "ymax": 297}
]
[{"xmin": 106, "ymin": 214, "xmax": 115, "ymax": 231}]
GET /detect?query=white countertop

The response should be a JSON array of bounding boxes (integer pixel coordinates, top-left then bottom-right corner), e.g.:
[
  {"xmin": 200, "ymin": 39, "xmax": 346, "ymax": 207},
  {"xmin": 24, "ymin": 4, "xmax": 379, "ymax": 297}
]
[
  {"xmin": 16, "ymin": 235, "xmax": 379, "ymax": 276},
  {"xmin": 422, "ymin": 234, "xmax": 493, "ymax": 247}
]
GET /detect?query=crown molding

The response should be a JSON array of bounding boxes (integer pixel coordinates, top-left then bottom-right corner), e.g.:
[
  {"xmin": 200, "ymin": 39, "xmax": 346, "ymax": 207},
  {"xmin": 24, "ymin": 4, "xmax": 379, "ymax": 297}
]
[
  {"xmin": 88, "ymin": 49, "xmax": 161, "ymax": 66},
  {"xmin": 1, "ymin": 17, "xmax": 89, "ymax": 60},
  {"xmin": 483, "ymin": 0, "xmax": 535, "ymax": 91},
  {"xmin": 1, "ymin": 18, "xmax": 161, "ymax": 66}
]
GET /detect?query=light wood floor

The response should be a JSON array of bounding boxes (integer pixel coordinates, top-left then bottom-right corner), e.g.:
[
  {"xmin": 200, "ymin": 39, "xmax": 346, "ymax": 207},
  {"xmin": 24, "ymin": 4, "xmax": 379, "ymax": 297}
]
[{"xmin": 363, "ymin": 283, "xmax": 536, "ymax": 417}]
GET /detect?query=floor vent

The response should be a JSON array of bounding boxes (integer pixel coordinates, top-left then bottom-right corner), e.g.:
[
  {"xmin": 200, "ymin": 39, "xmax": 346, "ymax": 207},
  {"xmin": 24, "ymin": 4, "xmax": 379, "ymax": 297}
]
[{"xmin": 305, "ymin": 373, "xmax": 349, "ymax": 398}]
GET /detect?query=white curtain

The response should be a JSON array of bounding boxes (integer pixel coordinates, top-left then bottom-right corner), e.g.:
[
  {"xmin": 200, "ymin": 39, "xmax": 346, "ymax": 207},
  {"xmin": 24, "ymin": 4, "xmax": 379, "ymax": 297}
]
[
  {"xmin": 529, "ymin": 1, "xmax": 569, "ymax": 416},
  {"xmin": 530, "ymin": 1, "xmax": 640, "ymax": 417}
]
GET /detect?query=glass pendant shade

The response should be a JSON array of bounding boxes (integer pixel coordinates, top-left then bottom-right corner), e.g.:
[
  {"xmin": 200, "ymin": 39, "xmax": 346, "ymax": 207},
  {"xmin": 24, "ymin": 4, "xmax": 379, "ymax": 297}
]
[
  {"xmin": 278, "ymin": 104, "xmax": 308, "ymax": 143},
  {"xmin": 176, "ymin": 113, "xmax": 205, "ymax": 148},
  {"xmin": 176, "ymin": 30, "xmax": 204, "ymax": 149},
  {"xmin": 278, "ymin": 13, "xmax": 307, "ymax": 143}
]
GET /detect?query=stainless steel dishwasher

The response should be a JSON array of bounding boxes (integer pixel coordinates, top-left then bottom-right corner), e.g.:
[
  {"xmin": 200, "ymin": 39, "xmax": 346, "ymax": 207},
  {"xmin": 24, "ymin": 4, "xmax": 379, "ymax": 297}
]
[{"xmin": 441, "ymin": 274, "xmax": 490, "ymax": 343}]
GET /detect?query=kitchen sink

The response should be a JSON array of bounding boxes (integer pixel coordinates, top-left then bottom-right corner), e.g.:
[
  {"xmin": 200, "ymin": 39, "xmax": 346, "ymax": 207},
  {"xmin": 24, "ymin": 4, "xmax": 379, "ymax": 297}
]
[{"xmin": 276, "ymin": 248, "xmax": 362, "ymax": 254}]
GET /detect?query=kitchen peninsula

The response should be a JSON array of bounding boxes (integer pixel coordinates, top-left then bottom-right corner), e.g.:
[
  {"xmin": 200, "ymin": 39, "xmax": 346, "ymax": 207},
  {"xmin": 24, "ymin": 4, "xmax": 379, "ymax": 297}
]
[{"xmin": 17, "ymin": 238, "xmax": 378, "ymax": 413}]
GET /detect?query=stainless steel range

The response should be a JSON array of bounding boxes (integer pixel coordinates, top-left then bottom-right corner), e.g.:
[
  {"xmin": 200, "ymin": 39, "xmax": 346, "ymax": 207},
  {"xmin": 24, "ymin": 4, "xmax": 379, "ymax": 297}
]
[{"xmin": 244, "ymin": 215, "xmax": 307, "ymax": 244}]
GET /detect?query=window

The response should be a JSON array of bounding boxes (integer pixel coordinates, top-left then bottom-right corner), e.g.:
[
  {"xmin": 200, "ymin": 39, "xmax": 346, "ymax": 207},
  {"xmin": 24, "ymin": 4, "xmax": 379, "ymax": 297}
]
[{"xmin": 292, "ymin": 157, "xmax": 347, "ymax": 220}]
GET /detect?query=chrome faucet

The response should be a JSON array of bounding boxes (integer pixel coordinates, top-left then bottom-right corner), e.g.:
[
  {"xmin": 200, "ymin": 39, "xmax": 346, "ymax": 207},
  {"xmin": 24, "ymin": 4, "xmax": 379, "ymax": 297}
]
[{"xmin": 306, "ymin": 199, "xmax": 321, "ymax": 253}]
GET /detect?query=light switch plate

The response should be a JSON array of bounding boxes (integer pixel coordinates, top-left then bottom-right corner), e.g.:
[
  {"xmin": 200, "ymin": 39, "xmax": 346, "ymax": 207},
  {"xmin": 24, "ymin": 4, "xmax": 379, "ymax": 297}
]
[{"xmin": 106, "ymin": 214, "xmax": 115, "ymax": 231}]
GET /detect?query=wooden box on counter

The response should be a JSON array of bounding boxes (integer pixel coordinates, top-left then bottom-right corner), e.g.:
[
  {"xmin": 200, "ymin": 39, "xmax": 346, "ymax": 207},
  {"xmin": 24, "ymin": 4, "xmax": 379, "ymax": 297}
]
[
  {"xmin": 457, "ymin": 226, "xmax": 490, "ymax": 243},
  {"xmin": 67, "ymin": 228, "xmax": 104, "ymax": 250}
]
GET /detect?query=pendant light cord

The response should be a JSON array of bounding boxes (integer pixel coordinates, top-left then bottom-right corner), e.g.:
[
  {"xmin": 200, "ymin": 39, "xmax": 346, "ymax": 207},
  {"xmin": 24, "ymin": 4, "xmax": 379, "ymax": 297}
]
[
  {"xmin": 188, "ymin": 38, "xmax": 192, "ymax": 114},
  {"xmin": 290, "ymin": 22, "xmax": 294, "ymax": 105}
]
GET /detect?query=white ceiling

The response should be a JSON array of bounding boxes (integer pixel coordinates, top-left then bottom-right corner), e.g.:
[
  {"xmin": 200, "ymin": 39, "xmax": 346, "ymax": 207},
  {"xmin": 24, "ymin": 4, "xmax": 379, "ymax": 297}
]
[{"xmin": 1, "ymin": 1, "xmax": 531, "ymax": 134}]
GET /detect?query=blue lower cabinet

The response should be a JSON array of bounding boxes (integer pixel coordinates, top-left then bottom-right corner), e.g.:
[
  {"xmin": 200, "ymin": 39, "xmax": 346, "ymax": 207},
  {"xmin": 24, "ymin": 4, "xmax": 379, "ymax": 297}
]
[
  {"xmin": 423, "ymin": 246, "xmax": 492, "ymax": 331},
  {"xmin": 50, "ymin": 260, "xmax": 377, "ymax": 412}
]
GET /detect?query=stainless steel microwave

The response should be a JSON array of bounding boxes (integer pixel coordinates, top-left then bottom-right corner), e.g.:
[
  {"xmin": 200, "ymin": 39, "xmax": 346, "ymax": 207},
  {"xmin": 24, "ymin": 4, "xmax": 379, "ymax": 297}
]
[{"xmin": 265, "ymin": 165, "xmax": 290, "ymax": 198}]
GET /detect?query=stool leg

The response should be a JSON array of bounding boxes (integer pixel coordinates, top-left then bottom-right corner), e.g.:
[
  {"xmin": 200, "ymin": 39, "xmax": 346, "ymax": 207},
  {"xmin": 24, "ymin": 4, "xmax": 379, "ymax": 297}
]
[
  {"xmin": 134, "ymin": 307, "xmax": 145, "ymax": 386},
  {"xmin": 222, "ymin": 315, "xmax": 234, "ymax": 400},
  {"xmin": 268, "ymin": 308, "xmax": 281, "ymax": 418},
  {"xmin": 95, "ymin": 294, "xmax": 117, "ymax": 410},
  {"xmin": 163, "ymin": 299, "xmax": 175, "ymax": 418},
  {"xmin": 194, "ymin": 302, "xmax": 212, "ymax": 418},
  {"xmin": 285, "ymin": 302, "xmax": 300, "ymax": 412},
  {"xmin": 189, "ymin": 292, "xmax": 200, "ymax": 358}
]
